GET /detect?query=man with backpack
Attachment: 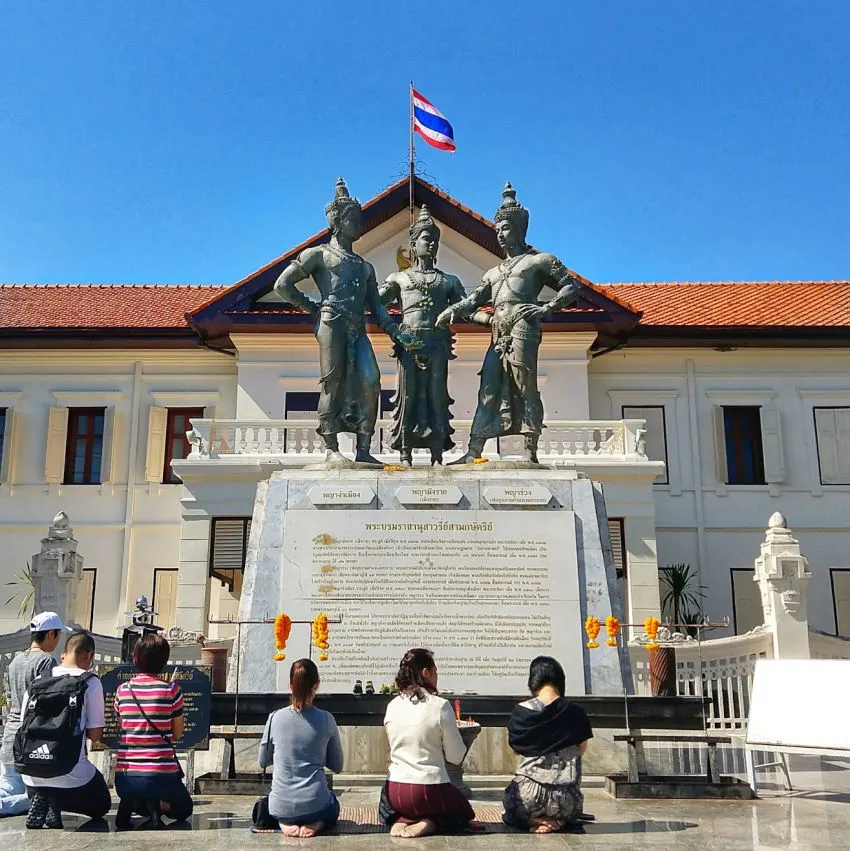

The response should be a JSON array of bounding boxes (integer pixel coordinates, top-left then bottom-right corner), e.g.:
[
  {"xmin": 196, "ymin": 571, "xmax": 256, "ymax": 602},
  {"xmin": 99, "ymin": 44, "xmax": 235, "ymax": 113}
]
[
  {"xmin": 17, "ymin": 631, "xmax": 111, "ymax": 828},
  {"xmin": 0, "ymin": 611, "xmax": 69, "ymax": 817}
]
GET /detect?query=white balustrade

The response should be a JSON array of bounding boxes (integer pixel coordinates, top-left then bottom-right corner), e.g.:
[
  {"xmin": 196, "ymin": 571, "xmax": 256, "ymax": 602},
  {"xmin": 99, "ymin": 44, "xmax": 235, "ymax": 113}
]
[{"xmin": 187, "ymin": 417, "xmax": 649, "ymax": 464}]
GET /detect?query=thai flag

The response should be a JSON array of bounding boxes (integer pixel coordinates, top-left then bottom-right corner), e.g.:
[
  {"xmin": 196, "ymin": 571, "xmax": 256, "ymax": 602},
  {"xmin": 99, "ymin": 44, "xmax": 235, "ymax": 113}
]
[{"xmin": 412, "ymin": 89, "xmax": 456, "ymax": 152}]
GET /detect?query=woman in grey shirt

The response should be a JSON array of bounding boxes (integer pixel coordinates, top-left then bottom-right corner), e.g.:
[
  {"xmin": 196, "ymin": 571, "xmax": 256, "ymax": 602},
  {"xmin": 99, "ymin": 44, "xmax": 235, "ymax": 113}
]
[{"xmin": 258, "ymin": 659, "xmax": 343, "ymax": 838}]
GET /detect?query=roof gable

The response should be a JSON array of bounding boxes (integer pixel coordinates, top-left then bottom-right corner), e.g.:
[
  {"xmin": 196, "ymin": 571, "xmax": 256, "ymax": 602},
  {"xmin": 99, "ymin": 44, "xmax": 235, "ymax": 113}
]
[{"xmin": 187, "ymin": 176, "xmax": 638, "ymax": 349}]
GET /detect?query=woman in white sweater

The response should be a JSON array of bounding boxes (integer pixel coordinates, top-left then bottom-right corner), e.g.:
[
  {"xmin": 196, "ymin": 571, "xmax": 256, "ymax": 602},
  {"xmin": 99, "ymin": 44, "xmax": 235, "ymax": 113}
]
[{"xmin": 381, "ymin": 648, "xmax": 480, "ymax": 838}]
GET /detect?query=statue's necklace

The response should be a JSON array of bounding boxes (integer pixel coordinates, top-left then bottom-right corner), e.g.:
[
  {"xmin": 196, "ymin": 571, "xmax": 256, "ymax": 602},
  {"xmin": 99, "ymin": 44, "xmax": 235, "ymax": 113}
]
[
  {"xmin": 325, "ymin": 242, "xmax": 362, "ymax": 266},
  {"xmin": 498, "ymin": 252, "xmax": 530, "ymax": 281},
  {"xmin": 406, "ymin": 268, "xmax": 442, "ymax": 291}
]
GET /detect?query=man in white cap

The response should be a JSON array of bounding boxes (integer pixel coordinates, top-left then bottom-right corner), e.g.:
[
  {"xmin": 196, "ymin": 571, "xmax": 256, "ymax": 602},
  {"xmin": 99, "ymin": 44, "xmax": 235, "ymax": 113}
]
[{"xmin": 0, "ymin": 612, "xmax": 70, "ymax": 817}]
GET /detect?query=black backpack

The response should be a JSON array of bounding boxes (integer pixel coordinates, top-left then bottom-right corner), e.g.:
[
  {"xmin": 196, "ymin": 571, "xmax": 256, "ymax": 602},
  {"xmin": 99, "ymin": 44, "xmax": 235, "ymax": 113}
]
[{"xmin": 13, "ymin": 671, "xmax": 95, "ymax": 779}]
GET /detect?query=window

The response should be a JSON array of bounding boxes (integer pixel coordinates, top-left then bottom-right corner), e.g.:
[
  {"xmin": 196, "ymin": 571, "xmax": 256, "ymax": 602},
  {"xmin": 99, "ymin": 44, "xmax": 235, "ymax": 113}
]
[
  {"xmin": 721, "ymin": 406, "xmax": 765, "ymax": 485},
  {"xmin": 209, "ymin": 518, "xmax": 251, "ymax": 590},
  {"xmin": 153, "ymin": 568, "xmax": 179, "ymax": 629},
  {"xmin": 731, "ymin": 568, "xmax": 762, "ymax": 634},
  {"xmin": 622, "ymin": 405, "xmax": 668, "ymax": 484},
  {"xmin": 831, "ymin": 569, "xmax": 850, "ymax": 637},
  {"xmin": 64, "ymin": 408, "xmax": 105, "ymax": 484},
  {"xmin": 814, "ymin": 407, "xmax": 850, "ymax": 485},
  {"xmin": 285, "ymin": 392, "xmax": 320, "ymax": 418},
  {"xmin": 0, "ymin": 408, "xmax": 6, "ymax": 477},
  {"xmin": 608, "ymin": 518, "xmax": 626, "ymax": 579},
  {"xmin": 163, "ymin": 407, "xmax": 204, "ymax": 483}
]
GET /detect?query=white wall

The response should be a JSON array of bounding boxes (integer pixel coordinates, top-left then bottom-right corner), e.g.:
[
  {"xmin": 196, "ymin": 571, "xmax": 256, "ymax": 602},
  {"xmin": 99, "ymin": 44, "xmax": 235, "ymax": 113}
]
[
  {"xmin": 589, "ymin": 346, "xmax": 850, "ymax": 634},
  {"xmin": 0, "ymin": 348, "xmax": 236, "ymax": 634}
]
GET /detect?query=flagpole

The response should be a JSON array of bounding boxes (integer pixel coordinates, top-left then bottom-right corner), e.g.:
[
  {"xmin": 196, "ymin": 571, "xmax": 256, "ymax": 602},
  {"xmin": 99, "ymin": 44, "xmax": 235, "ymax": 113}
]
[{"xmin": 409, "ymin": 80, "xmax": 415, "ymax": 229}]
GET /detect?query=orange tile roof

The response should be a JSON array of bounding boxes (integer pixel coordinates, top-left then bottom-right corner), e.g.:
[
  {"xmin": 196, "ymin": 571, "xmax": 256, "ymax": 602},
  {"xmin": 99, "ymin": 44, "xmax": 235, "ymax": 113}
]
[
  {"xmin": 0, "ymin": 284, "xmax": 230, "ymax": 329},
  {"xmin": 599, "ymin": 281, "xmax": 850, "ymax": 327},
  {"xmin": 1, "ymin": 281, "xmax": 848, "ymax": 334}
]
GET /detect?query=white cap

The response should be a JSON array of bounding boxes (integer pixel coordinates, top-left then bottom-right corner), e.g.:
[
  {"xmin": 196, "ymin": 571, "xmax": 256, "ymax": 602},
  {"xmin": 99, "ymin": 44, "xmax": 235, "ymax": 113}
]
[{"xmin": 30, "ymin": 612, "xmax": 73, "ymax": 633}]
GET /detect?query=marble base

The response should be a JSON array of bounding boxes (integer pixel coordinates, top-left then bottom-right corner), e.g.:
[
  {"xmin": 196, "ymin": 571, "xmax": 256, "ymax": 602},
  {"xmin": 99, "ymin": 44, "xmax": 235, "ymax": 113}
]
[{"xmin": 231, "ymin": 468, "xmax": 630, "ymax": 698}]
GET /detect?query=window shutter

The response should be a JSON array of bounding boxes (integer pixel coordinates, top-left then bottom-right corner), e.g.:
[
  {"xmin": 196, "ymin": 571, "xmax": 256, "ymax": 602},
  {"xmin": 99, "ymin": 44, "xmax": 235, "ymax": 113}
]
[
  {"xmin": 210, "ymin": 518, "xmax": 251, "ymax": 589},
  {"xmin": 45, "ymin": 406, "xmax": 69, "ymax": 484},
  {"xmin": 0, "ymin": 407, "xmax": 18, "ymax": 484},
  {"xmin": 712, "ymin": 406, "xmax": 728, "ymax": 484},
  {"xmin": 144, "ymin": 406, "xmax": 168, "ymax": 483},
  {"xmin": 607, "ymin": 518, "xmax": 626, "ymax": 578},
  {"xmin": 815, "ymin": 408, "xmax": 850, "ymax": 485},
  {"xmin": 759, "ymin": 405, "xmax": 785, "ymax": 483},
  {"xmin": 836, "ymin": 409, "xmax": 850, "ymax": 483},
  {"xmin": 100, "ymin": 406, "xmax": 117, "ymax": 484}
]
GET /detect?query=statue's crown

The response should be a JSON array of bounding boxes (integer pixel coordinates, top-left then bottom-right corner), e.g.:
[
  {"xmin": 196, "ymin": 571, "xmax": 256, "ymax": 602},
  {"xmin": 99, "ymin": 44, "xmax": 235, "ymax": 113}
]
[
  {"xmin": 494, "ymin": 181, "xmax": 529, "ymax": 231},
  {"xmin": 324, "ymin": 176, "xmax": 361, "ymax": 219},
  {"xmin": 410, "ymin": 204, "xmax": 441, "ymax": 243}
]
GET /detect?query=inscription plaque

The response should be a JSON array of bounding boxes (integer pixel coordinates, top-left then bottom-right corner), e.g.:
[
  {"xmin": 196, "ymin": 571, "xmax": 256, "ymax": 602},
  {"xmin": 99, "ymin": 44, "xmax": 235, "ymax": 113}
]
[
  {"xmin": 95, "ymin": 664, "xmax": 212, "ymax": 751},
  {"xmin": 281, "ymin": 510, "xmax": 583, "ymax": 695}
]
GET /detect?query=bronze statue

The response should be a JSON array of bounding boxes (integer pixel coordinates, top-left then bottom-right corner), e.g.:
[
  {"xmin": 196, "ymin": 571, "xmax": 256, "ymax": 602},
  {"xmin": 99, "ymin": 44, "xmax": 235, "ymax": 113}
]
[
  {"xmin": 274, "ymin": 178, "xmax": 420, "ymax": 464},
  {"xmin": 379, "ymin": 206, "xmax": 467, "ymax": 466},
  {"xmin": 436, "ymin": 182, "xmax": 582, "ymax": 463}
]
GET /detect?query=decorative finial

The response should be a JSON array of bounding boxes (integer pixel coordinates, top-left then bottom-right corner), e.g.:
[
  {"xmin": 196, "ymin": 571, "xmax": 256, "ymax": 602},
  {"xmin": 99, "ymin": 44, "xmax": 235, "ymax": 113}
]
[
  {"xmin": 494, "ymin": 180, "xmax": 529, "ymax": 236},
  {"xmin": 52, "ymin": 511, "xmax": 69, "ymax": 528},
  {"xmin": 768, "ymin": 511, "xmax": 787, "ymax": 529},
  {"xmin": 410, "ymin": 204, "xmax": 441, "ymax": 244},
  {"xmin": 324, "ymin": 176, "xmax": 361, "ymax": 229},
  {"xmin": 334, "ymin": 177, "xmax": 349, "ymax": 200}
]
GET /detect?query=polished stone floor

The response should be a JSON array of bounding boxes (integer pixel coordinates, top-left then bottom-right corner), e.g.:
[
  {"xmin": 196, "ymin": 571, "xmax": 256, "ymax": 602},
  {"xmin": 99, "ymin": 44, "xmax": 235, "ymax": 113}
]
[{"xmin": 2, "ymin": 772, "xmax": 850, "ymax": 850}]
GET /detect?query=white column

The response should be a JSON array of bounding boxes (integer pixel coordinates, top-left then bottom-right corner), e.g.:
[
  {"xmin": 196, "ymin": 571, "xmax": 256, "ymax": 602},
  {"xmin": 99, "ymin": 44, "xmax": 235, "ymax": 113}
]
[{"xmin": 174, "ymin": 514, "xmax": 212, "ymax": 633}]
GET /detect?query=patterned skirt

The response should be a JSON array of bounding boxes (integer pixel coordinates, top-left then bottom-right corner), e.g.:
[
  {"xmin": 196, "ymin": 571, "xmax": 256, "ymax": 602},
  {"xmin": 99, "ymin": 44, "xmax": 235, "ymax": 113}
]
[{"xmin": 502, "ymin": 775, "xmax": 583, "ymax": 827}]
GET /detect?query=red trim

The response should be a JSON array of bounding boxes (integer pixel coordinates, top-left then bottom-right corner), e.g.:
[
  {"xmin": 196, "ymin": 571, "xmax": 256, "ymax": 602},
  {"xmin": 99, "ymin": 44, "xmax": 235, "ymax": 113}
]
[{"xmin": 414, "ymin": 125, "xmax": 456, "ymax": 151}]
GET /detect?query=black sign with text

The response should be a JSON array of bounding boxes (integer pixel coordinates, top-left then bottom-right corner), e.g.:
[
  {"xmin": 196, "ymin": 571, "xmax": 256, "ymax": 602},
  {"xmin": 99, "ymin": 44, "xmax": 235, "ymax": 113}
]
[{"xmin": 96, "ymin": 664, "xmax": 212, "ymax": 751}]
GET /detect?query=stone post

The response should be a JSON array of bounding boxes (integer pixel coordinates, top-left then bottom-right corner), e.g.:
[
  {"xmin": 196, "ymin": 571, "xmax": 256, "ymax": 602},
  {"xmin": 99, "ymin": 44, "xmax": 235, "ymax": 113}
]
[
  {"xmin": 30, "ymin": 511, "xmax": 84, "ymax": 626},
  {"xmin": 753, "ymin": 512, "xmax": 812, "ymax": 659}
]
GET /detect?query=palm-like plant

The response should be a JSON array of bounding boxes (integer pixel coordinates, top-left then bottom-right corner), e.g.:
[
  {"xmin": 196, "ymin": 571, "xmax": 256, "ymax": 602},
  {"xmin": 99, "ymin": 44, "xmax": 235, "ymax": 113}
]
[
  {"xmin": 660, "ymin": 563, "xmax": 706, "ymax": 626},
  {"xmin": 4, "ymin": 563, "xmax": 35, "ymax": 620}
]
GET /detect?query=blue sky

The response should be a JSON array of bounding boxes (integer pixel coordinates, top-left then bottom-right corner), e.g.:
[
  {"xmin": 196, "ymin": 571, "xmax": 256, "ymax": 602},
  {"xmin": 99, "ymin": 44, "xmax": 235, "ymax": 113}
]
[{"xmin": 1, "ymin": 1, "xmax": 848, "ymax": 285}]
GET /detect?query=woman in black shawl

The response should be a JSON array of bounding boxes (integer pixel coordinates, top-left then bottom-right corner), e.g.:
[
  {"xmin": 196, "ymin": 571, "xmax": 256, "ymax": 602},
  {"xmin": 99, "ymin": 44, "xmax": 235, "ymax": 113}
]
[{"xmin": 502, "ymin": 656, "xmax": 593, "ymax": 834}]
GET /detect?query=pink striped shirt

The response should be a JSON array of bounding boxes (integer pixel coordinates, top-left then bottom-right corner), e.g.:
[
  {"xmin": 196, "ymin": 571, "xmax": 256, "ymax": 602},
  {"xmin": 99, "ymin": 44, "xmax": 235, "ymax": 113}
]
[{"xmin": 115, "ymin": 674, "xmax": 183, "ymax": 774}]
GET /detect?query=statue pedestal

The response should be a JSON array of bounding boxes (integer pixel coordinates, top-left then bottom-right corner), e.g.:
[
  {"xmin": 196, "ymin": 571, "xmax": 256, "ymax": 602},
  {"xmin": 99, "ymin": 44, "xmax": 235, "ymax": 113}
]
[{"xmin": 231, "ymin": 467, "xmax": 629, "ymax": 697}]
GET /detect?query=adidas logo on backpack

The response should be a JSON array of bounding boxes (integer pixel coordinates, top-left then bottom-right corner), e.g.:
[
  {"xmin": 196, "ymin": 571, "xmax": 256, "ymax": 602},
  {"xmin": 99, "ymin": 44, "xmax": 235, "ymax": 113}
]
[{"xmin": 28, "ymin": 744, "xmax": 53, "ymax": 760}]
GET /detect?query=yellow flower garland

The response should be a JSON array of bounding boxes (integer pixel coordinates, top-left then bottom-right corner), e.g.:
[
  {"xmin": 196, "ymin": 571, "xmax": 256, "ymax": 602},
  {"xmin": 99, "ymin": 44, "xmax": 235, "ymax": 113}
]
[
  {"xmin": 273, "ymin": 613, "xmax": 292, "ymax": 662},
  {"xmin": 644, "ymin": 616, "xmax": 660, "ymax": 650},
  {"xmin": 312, "ymin": 612, "xmax": 330, "ymax": 662},
  {"xmin": 584, "ymin": 616, "xmax": 600, "ymax": 649},
  {"xmin": 605, "ymin": 615, "xmax": 620, "ymax": 647}
]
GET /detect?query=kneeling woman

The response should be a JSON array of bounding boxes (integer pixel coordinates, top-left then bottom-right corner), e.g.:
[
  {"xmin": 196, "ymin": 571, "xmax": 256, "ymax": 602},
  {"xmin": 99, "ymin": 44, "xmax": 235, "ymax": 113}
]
[
  {"xmin": 114, "ymin": 633, "xmax": 193, "ymax": 829},
  {"xmin": 503, "ymin": 655, "xmax": 593, "ymax": 834},
  {"xmin": 258, "ymin": 659, "xmax": 343, "ymax": 838},
  {"xmin": 382, "ymin": 649, "xmax": 479, "ymax": 838}
]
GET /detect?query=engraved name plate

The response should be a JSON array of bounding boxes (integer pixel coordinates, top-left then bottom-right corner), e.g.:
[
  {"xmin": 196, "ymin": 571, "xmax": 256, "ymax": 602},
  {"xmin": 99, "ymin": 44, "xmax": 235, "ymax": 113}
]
[
  {"xmin": 394, "ymin": 484, "xmax": 464, "ymax": 505},
  {"xmin": 308, "ymin": 485, "xmax": 375, "ymax": 505},
  {"xmin": 483, "ymin": 485, "xmax": 553, "ymax": 506}
]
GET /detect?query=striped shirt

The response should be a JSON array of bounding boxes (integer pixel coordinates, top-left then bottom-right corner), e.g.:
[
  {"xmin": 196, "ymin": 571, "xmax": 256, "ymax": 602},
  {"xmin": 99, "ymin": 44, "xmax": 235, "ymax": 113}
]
[{"xmin": 115, "ymin": 674, "xmax": 183, "ymax": 774}]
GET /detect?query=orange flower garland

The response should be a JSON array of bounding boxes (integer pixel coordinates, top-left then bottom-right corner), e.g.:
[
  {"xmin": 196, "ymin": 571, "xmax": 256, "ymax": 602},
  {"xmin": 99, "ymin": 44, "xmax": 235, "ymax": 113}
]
[
  {"xmin": 312, "ymin": 612, "xmax": 329, "ymax": 662},
  {"xmin": 273, "ymin": 613, "xmax": 292, "ymax": 662},
  {"xmin": 644, "ymin": 616, "xmax": 660, "ymax": 650},
  {"xmin": 585, "ymin": 616, "xmax": 600, "ymax": 649},
  {"xmin": 605, "ymin": 615, "xmax": 620, "ymax": 647}
]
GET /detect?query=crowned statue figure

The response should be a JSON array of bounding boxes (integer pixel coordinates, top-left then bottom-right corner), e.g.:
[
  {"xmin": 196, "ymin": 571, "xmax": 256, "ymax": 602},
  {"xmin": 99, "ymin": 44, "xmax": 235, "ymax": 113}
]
[
  {"xmin": 379, "ymin": 206, "xmax": 468, "ymax": 466},
  {"xmin": 436, "ymin": 182, "xmax": 583, "ymax": 463},
  {"xmin": 274, "ymin": 178, "xmax": 420, "ymax": 464}
]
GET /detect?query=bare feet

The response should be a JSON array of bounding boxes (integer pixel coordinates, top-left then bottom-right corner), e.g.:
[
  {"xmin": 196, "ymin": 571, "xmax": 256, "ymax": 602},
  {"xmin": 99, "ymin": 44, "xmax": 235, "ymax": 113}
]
[
  {"xmin": 297, "ymin": 821, "xmax": 325, "ymax": 838},
  {"xmin": 280, "ymin": 823, "xmax": 301, "ymax": 836},
  {"xmin": 390, "ymin": 818, "xmax": 436, "ymax": 838},
  {"xmin": 530, "ymin": 817, "xmax": 563, "ymax": 834}
]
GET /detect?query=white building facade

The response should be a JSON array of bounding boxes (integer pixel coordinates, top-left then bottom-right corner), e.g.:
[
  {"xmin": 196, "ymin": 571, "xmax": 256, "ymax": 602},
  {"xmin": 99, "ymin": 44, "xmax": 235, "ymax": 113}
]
[{"xmin": 1, "ymin": 178, "xmax": 848, "ymax": 641}]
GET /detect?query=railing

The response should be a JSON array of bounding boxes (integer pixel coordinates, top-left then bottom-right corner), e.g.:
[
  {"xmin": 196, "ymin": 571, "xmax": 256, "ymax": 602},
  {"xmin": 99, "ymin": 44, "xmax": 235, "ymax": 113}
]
[
  {"xmin": 809, "ymin": 629, "xmax": 850, "ymax": 659},
  {"xmin": 187, "ymin": 417, "xmax": 649, "ymax": 463},
  {"xmin": 629, "ymin": 628, "xmax": 774, "ymax": 730}
]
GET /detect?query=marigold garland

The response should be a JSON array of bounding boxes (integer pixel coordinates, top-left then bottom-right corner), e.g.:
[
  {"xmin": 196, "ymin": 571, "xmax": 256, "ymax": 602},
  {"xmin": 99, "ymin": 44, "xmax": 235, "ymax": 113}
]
[
  {"xmin": 605, "ymin": 615, "xmax": 620, "ymax": 647},
  {"xmin": 312, "ymin": 612, "xmax": 330, "ymax": 662},
  {"xmin": 273, "ymin": 613, "xmax": 292, "ymax": 662},
  {"xmin": 585, "ymin": 616, "xmax": 600, "ymax": 649},
  {"xmin": 472, "ymin": 457, "xmax": 489, "ymax": 464},
  {"xmin": 644, "ymin": 616, "xmax": 660, "ymax": 650}
]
